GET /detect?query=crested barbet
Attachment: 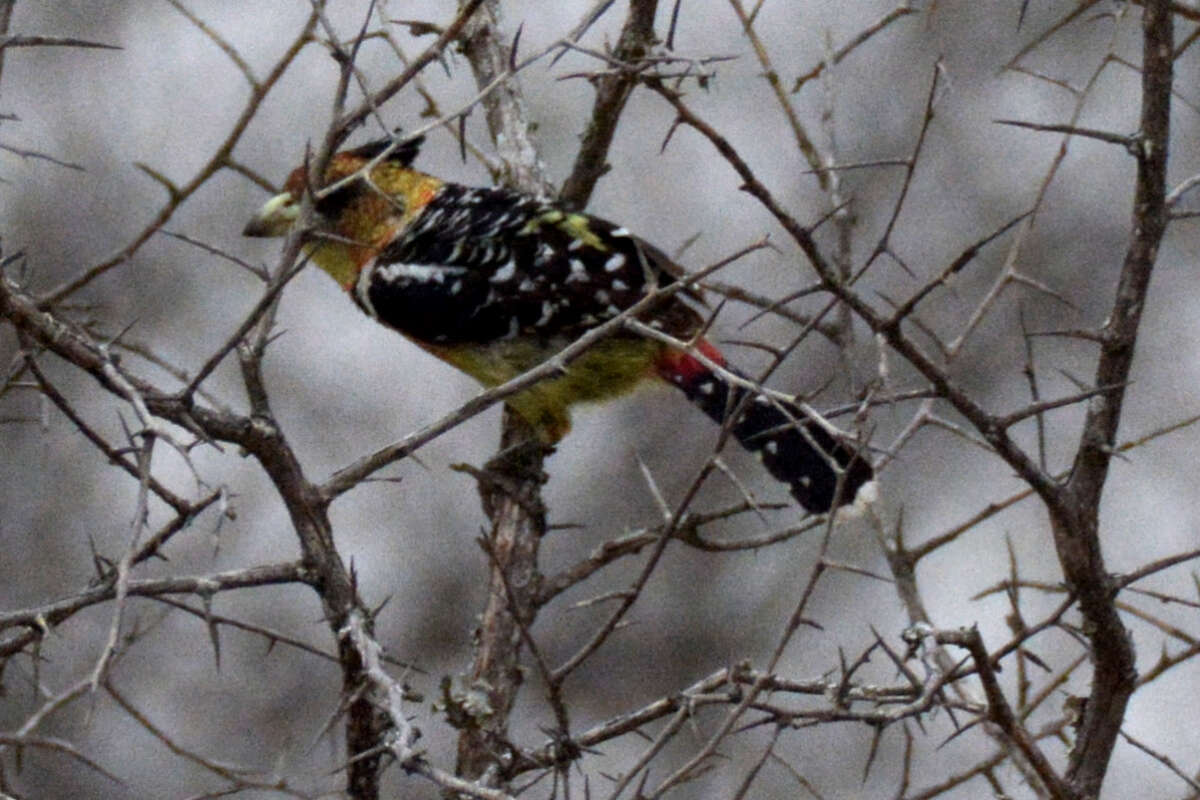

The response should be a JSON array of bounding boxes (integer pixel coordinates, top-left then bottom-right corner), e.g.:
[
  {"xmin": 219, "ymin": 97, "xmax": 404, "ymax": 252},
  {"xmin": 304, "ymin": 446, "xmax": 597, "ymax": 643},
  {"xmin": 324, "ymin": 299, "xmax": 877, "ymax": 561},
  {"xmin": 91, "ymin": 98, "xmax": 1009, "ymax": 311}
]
[{"xmin": 244, "ymin": 135, "xmax": 874, "ymax": 513}]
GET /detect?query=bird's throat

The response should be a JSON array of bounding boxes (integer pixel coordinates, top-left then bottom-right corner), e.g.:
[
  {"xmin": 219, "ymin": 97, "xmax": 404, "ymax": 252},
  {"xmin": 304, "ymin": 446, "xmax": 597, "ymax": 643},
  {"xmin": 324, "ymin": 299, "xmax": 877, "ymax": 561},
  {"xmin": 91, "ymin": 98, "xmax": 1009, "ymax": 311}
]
[{"xmin": 305, "ymin": 241, "xmax": 364, "ymax": 291}]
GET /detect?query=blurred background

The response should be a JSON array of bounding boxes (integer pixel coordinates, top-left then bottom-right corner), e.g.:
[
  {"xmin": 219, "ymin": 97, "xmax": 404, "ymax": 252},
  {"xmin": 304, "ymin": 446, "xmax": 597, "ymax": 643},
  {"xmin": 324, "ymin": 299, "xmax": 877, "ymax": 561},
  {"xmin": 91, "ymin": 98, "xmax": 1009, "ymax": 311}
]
[{"xmin": 2, "ymin": 1, "xmax": 1198, "ymax": 797}]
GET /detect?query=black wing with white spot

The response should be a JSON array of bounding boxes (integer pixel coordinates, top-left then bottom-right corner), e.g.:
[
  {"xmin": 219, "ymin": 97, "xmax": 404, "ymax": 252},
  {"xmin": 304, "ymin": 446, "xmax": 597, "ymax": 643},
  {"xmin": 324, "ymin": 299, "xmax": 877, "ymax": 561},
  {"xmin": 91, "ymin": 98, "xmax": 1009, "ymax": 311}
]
[{"xmin": 360, "ymin": 184, "xmax": 684, "ymax": 345}]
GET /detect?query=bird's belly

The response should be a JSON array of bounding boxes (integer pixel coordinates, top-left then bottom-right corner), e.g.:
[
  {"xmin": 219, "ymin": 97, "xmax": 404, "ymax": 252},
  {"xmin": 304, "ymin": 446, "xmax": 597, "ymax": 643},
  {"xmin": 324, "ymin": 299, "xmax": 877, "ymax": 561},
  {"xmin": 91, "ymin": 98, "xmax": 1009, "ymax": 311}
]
[{"xmin": 425, "ymin": 335, "xmax": 666, "ymax": 442}]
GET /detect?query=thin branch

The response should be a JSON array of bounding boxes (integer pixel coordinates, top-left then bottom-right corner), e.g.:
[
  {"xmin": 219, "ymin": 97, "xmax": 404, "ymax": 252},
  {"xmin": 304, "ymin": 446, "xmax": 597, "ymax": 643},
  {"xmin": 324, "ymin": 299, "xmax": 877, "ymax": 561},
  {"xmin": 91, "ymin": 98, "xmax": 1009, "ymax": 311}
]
[
  {"xmin": 0, "ymin": 562, "xmax": 310, "ymax": 657},
  {"xmin": 0, "ymin": 34, "xmax": 120, "ymax": 50},
  {"xmin": 38, "ymin": 11, "xmax": 319, "ymax": 305},
  {"xmin": 934, "ymin": 627, "xmax": 1074, "ymax": 800}
]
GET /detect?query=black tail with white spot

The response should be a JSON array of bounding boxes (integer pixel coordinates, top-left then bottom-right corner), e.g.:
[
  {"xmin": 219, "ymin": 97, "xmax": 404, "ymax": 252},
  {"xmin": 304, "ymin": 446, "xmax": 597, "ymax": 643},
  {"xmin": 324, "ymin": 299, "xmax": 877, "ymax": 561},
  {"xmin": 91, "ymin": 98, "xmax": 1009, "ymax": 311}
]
[{"xmin": 656, "ymin": 344, "xmax": 873, "ymax": 514}]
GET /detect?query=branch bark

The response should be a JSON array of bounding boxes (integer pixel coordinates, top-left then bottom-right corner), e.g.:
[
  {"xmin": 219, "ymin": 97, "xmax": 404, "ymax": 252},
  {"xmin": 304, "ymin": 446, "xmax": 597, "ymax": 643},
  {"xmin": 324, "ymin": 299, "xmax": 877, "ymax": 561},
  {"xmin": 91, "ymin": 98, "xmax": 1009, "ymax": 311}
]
[
  {"xmin": 559, "ymin": 0, "xmax": 659, "ymax": 210},
  {"xmin": 0, "ymin": 272, "xmax": 385, "ymax": 797},
  {"xmin": 454, "ymin": 0, "xmax": 555, "ymax": 786},
  {"xmin": 1052, "ymin": 2, "xmax": 1172, "ymax": 795}
]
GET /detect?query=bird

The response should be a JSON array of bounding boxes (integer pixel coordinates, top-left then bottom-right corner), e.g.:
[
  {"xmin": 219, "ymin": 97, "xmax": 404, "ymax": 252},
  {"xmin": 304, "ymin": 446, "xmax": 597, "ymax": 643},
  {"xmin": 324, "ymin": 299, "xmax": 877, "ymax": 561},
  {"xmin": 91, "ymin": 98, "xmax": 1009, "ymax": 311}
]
[{"xmin": 243, "ymin": 135, "xmax": 874, "ymax": 513}]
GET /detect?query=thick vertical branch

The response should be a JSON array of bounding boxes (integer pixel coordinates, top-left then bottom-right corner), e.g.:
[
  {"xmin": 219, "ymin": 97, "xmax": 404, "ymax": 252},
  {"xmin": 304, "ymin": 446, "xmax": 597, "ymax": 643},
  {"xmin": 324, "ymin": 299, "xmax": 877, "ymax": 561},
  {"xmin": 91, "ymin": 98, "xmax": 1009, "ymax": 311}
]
[
  {"xmin": 458, "ymin": 0, "xmax": 553, "ymax": 197},
  {"xmin": 455, "ymin": 0, "xmax": 553, "ymax": 786},
  {"xmin": 0, "ymin": 0, "xmax": 15, "ymax": 88},
  {"xmin": 456, "ymin": 410, "xmax": 548, "ymax": 783},
  {"xmin": 559, "ymin": 0, "xmax": 659, "ymax": 210},
  {"xmin": 238, "ymin": 350, "xmax": 383, "ymax": 799},
  {"xmin": 1066, "ymin": 5, "xmax": 1172, "ymax": 500},
  {"xmin": 258, "ymin": 442, "xmax": 384, "ymax": 799},
  {"xmin": 1052, "ymin": 2, "xmax": 1172, "ymax": 796}
]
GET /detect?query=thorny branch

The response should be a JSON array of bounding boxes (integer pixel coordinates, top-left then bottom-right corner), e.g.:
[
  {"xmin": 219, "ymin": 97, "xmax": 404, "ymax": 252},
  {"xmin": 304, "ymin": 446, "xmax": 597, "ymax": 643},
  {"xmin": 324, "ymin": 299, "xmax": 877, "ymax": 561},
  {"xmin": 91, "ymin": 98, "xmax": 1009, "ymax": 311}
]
[{"xmin": 1, "ymin": 2, "xmax": 1197, "ymax": 799}]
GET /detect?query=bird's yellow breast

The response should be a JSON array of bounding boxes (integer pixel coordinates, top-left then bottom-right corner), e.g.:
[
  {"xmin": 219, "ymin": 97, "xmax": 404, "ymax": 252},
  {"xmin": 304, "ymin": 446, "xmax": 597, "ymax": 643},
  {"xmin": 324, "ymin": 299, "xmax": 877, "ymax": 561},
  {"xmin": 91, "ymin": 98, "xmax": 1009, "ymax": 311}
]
[{"xmin": 426, "ymin": 335, "xmax": 667, "ymax": 442}]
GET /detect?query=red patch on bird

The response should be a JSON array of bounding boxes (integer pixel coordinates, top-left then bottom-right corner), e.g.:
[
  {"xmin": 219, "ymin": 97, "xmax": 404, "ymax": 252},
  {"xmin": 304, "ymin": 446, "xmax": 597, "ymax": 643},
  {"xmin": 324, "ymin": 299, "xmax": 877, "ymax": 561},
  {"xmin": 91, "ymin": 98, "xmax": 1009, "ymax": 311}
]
[
  {"xmin": 415, "ymin": 183, "xmax": 438, "ymax": 209},
  {"xmin": 655, "ymin": 339, "xmax": 725, "ymax": 384}
]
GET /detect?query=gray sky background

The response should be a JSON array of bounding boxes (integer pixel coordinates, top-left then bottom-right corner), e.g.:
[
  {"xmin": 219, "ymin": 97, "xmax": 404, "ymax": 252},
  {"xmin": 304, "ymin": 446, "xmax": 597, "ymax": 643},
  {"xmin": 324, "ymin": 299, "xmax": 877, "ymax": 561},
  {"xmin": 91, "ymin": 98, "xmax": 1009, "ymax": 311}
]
[{"xmin": 2, "ymin": 2, "xmax": 1198, "ymax": 797}]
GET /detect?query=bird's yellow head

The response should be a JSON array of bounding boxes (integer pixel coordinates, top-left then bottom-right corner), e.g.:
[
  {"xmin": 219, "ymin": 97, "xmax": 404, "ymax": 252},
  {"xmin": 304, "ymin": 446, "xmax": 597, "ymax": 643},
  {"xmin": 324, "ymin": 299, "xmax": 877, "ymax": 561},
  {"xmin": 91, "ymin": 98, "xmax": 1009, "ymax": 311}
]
[{"xmin": 242, "ymin": 135, "xmax": 441, "ymax": 289}]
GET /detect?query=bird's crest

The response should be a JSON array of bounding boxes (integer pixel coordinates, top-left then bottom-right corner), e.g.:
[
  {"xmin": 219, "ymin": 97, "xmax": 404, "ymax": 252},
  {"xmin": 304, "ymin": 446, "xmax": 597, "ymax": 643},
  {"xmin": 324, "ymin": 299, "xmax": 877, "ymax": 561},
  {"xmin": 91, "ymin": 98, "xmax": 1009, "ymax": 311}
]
[{"xmin": 344, "ymin": 133, "xmax": 424, "ymax": 167}]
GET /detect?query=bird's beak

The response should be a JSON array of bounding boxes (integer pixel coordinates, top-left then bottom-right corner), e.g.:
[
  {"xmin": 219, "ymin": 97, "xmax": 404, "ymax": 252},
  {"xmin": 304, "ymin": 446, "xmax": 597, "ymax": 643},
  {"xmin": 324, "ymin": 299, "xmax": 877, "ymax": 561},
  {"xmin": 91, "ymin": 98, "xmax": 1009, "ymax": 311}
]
[{"xmin": 243, "ymin": 192, "xmax": 299, "ymax": 238}]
